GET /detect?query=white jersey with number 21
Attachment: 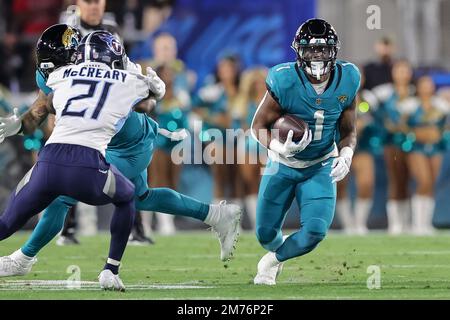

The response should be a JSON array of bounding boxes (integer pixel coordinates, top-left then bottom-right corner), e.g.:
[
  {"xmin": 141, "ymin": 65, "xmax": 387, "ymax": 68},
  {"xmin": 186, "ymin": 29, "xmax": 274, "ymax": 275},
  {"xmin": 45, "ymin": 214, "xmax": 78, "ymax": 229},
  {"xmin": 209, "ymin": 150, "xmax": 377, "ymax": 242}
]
[{"xmin": 46, "ymin": 62, "xmax": 150, "ymax": 155}]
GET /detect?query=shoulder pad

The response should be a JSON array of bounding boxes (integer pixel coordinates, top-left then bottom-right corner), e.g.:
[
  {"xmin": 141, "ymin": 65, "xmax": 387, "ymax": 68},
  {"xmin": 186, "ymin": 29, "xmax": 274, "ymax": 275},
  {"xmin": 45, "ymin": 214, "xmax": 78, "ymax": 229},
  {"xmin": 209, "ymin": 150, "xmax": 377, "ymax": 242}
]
[{"xmin": 267, "ymin": 63, "xmax": 297, "ymax": 90}]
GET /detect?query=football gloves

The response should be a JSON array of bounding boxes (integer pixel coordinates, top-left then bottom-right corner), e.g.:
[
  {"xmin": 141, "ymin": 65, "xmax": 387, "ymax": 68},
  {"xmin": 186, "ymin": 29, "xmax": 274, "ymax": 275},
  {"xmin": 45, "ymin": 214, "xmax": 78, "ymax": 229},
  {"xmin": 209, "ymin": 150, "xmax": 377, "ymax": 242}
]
[
  {"xmin": 269, "ymin": 129, "xmax": 312, "ymax": 158},
  {"xmin": 330, "ymin": 146, "xmax": 354, "ymax": 183},
  {"xmin": 145, "ymin": 66, "xmax": 166, "ymax": 101},
  {"xmin": 0, "ymin": 108, "xmax": 22, "ymax": 143}
]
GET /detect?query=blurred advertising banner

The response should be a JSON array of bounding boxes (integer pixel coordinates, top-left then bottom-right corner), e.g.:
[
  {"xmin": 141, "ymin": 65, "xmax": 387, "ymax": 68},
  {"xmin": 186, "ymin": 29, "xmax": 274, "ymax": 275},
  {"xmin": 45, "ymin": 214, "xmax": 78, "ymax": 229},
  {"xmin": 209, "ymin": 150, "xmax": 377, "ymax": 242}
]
[{"xmin": 131, "ymin": 0, "xmax": 316, "ymax": 87}]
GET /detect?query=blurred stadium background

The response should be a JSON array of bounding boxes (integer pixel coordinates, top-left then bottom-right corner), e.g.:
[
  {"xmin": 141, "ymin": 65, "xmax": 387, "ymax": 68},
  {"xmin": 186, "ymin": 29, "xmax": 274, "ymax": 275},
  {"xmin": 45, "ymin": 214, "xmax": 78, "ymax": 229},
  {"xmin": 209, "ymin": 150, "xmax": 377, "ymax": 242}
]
[{"xmin": 1, "ymin": 0, "xmax": 450, "ymax": 235}]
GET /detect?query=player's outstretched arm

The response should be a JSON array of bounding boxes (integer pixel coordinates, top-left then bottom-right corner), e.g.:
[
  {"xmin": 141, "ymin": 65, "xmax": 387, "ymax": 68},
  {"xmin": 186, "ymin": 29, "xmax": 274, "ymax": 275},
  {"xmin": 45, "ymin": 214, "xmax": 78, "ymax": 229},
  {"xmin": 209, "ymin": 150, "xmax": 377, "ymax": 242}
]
[
  {"xmin": 330, "ymin": 98, "xmax": 357, "ymax": 183},
  {"xmin": 0, "ymin": 90, "xmax": 53, "ymax": 142},
  {"xmin": 21, "ymin": 90, "xmax": 54, "ymax": 134}
]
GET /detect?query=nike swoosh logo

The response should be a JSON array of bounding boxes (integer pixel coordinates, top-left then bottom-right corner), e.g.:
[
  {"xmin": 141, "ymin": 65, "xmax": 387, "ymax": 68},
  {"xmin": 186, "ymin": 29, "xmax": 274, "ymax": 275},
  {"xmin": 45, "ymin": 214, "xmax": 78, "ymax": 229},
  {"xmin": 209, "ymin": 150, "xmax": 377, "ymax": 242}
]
[
  {"xmin": 321, "ymin": 161, "xmax": 330, "ymax": 166},
  {"xmin": 99, "ymin": 169, "xmax": 108, "ymax": 174}
]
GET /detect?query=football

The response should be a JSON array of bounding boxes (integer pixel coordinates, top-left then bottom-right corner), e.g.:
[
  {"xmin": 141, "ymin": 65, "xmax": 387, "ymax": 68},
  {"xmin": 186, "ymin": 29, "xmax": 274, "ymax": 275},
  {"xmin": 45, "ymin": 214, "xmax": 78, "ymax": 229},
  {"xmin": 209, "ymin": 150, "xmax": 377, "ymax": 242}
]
[{"xmin": 272, "ymin": 114, "xmax": 309, "ymax": 143}]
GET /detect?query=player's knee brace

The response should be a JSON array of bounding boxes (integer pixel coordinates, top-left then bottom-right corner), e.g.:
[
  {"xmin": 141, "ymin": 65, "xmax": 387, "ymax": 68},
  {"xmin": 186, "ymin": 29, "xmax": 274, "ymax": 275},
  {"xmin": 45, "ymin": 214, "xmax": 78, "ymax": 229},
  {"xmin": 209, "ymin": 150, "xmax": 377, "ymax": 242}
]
[
  {"xmin": 302, "ymin": 218, "xmax": 328, "ymax": 250},
  {"xmin": 256, "ymin": 226, "xmax": 282, "ymax": 251}
]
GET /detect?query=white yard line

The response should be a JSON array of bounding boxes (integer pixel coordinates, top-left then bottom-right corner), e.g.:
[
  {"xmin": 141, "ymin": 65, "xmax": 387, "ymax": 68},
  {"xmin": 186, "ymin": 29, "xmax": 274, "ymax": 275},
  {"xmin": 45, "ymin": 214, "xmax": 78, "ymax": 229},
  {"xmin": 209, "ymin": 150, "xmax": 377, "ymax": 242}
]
[{"xmin": 0, "ymin": 280, "xmax": 215, "ymax": 291}]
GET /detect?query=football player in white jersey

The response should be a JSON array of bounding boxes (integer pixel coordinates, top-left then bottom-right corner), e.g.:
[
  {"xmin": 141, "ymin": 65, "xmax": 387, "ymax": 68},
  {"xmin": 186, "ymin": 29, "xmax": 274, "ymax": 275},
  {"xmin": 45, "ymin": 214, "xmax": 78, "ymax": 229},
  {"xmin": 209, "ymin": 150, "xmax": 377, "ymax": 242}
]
[{"xmin": 0, "ymin": 30, "xmax": 162, "ymax": 290}]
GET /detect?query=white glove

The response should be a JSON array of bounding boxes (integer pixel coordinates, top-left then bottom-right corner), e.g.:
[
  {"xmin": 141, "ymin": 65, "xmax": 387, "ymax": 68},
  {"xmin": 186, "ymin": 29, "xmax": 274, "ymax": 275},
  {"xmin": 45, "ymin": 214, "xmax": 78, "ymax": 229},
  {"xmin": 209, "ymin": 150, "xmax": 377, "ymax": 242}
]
[
  {"xmin": 0, "ymin": 108, "xmax": 22, "ymax": 143},
  {"xmin": 330, "ymin": 146, "xmax": 354, "ymax": 183},
  {"xmin": 125, "ymin": 57, "xmax": 142, "ymax": 74},
  {"xmin": 269, "ymin": 129, "xmax": 312, "ymax": 158},
  {"xmin": 145, "ymin": 67, "xmax": 166, "ymax": 101},
  {"xmin": 158, "ymin": 128, "xmax": 188, "ymax": 141}
]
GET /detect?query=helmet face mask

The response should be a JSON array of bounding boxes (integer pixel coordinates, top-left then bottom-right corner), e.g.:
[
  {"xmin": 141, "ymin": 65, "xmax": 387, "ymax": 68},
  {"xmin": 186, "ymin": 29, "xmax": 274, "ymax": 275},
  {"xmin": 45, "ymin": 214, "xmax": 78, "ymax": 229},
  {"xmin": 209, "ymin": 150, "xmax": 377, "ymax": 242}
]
[{"xmin": 291, "ymin": 19, "xmax": 339, "ymax": 81}]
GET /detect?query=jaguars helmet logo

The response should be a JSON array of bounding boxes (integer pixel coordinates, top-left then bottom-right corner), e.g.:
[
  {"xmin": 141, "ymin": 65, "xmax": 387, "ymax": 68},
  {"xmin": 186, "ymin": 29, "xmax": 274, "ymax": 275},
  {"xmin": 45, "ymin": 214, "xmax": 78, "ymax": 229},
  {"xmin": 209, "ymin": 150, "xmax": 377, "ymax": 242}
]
[
  {"xmin": 62, "ymin": 27, "xmax": 78, "ymax": 49},
  {"xmin": 338, "ymin": 95, "xmax": 348, "ymax": 104}
]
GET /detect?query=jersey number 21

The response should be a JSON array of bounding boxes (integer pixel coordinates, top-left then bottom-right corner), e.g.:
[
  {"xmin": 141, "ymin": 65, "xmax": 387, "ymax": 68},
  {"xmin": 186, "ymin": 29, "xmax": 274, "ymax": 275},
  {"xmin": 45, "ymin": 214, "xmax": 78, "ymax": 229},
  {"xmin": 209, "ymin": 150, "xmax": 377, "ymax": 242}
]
[{"xmin": 62, "ymin": 79, "xmax": 113, "ymax": 120}]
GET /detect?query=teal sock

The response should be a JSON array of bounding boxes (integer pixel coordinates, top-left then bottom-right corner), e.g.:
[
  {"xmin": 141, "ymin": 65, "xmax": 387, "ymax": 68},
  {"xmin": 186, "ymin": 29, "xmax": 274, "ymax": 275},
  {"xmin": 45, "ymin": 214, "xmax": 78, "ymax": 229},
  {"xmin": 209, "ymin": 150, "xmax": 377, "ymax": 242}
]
[
  {"xmin": 135, "ymin": 188, "xmax": 209, "ymax": 221},
  {"xmin": 21, "ymin": 198, "xmax": 72, "ymax": 257}
]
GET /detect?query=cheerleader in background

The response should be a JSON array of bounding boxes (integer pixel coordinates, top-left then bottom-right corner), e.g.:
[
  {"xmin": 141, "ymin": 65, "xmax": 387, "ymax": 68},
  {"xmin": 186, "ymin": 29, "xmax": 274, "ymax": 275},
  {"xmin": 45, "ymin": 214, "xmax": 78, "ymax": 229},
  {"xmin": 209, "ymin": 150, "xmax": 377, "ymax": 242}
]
[
  {"xmin": 235, "ymin": 68, "xmax": 268, "ymax": 229},
  {"xmin": 147, "ymin": 64, "xmax": 190, "ymax": 235},
  {"xmin": 372, "ymin": 59, "xmax": 415, "ymax": 234},
  {"xmin": 336, "ymin": 71, "xmax": 379, "ymax": 234},
  {"xmin": 193, "ymin": 55, "xmax": 243, "ymax": 206},
  {"xmin": 406, "ymin": 76, "xmax": 450, "ymax": 235}
]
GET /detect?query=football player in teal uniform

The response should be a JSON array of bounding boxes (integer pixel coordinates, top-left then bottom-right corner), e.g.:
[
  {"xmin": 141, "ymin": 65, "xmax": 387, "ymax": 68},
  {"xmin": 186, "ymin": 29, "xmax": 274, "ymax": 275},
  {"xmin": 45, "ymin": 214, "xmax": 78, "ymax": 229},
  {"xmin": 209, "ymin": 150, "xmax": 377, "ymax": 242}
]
[{"xmin": 251, "ymin": 19, "xmax": 360, "ymax": 285}]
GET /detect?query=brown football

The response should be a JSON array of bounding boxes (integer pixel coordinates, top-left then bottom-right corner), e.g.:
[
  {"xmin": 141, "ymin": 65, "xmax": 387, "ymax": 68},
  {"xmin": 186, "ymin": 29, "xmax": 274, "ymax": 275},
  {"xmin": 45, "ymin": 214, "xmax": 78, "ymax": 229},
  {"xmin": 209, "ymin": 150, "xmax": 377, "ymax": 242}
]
[{"xmin": 272, "ymin": 114, "xmax": 309, "ymax": 143}]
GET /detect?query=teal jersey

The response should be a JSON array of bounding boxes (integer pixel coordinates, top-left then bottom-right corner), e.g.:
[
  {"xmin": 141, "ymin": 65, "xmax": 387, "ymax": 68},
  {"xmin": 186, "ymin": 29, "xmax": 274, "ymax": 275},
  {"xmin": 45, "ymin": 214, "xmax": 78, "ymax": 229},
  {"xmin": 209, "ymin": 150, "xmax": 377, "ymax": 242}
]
[
  {"xmin": 108, "ymin": 111, "xmax": 159, "ymax": 157},
  {"xmin": 35, "ymin": 69, "xmax": 158, "ymax": 157},
  {"xmin": 36, "ymin": 70, "xmax": 52, "ymax": 95},
  {"xmin": 246, "ymin": 102, "xmax": 258, "ymax": 128},
  {"xmin": 266, "ymin": 60, "xmax": 360, "ymax": 161}
]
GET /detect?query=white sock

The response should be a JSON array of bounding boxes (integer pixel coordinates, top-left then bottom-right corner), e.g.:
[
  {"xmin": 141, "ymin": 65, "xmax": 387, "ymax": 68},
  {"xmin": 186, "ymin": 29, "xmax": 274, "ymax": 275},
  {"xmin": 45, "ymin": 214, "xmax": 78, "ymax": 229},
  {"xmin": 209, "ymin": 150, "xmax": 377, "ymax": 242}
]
[
  {"xmin": 412, "ymin": 195, "xmax": 434, "ymax": 234},
  {"xmin": 424, "ymin": 197, "xmax": 435, "ymax": 233},
  {"xmin": 11, "ymin": 249, "xmax": 33, "ymax": 261},
  {"xmin": 387, "ymin": 200, "xmax": 403, "ymax": 234},
  {"xmin": 267, "ymin": 251, "xmax": 281, "ymax": 267},
  {"xmin": 336, "ymin": 199, "xmax": 354, "ymax": 233},
  {"xmin": 398, "ymin": 199, "xmax": 411, "ymax": 233},
  {"xmin": 77, "ymin": 202, "xmax": 98, "ymax": 236},
  {"xmin": 355, "ymin": 198, "xmax": 371, "ymax": 233},
  {"xmin": 204, "ymin": 203, "xmax": 221, "ymax": 226},
  {"xmin": 140, "ymin": 211, "xmax": 154, "ymax": 237},
  {"xmin": 244, "ymin": 195, "xmax": 258, "ymax": 229},
  {"xmin": 412, "ymin": 195, "xmax": 428, "ymax": 234},
  {"xmin": 157, "ymin": 213, "xmax": 176, "ymax": 235}
]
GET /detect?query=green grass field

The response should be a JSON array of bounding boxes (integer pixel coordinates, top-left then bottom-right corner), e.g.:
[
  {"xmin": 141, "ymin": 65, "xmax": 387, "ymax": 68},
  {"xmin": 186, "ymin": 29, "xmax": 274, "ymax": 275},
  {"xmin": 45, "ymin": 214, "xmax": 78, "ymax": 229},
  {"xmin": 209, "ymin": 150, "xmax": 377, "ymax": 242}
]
[{"xmin": 1, "ymin": 231, "xmax": 450, "ymax": 299}]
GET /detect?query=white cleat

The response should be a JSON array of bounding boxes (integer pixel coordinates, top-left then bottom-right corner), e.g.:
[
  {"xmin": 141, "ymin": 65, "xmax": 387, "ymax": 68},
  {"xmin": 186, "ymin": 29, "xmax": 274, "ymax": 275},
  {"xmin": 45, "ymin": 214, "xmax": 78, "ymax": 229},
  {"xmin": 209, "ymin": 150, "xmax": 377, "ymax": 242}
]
[
  {"xmin": 0, "ymin": 254, "xmax": 37, "ymax": 277},
  {"xmin": 254, "ymin": 252, "xmax": 283, "ymax": 285},
  {"xmin": 98, "ymin": 269, "xmax": 125, "ymax": 292},
  {"xmin": 210, "ymin": 200, "xmax": 242, "ymax": 262}
]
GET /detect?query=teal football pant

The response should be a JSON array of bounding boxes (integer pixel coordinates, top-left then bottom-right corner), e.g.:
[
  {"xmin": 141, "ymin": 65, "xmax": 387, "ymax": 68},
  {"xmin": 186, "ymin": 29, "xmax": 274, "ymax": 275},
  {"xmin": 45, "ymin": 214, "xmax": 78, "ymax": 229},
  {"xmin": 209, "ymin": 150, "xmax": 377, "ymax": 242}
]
[{"xmin": 256, "ymin": 159, "xmax": 336, "ymax": 262}]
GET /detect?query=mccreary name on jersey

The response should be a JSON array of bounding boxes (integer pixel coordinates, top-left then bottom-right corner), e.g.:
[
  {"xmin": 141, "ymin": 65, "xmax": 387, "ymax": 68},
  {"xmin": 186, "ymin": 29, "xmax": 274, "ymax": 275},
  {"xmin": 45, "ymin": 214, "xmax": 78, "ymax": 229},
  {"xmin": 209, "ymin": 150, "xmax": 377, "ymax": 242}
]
[{"xmin": 63, "ymin": 66, "xmax": 127, "ymax": 82}]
